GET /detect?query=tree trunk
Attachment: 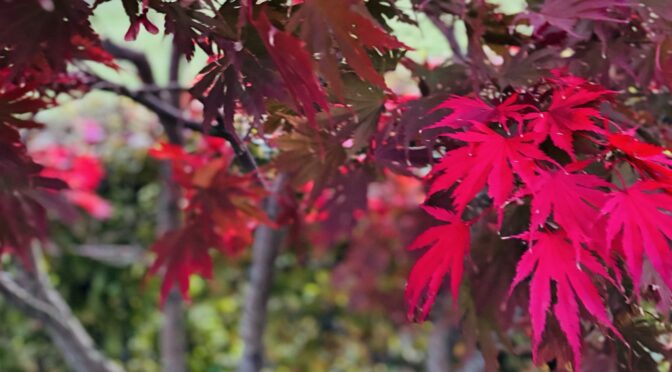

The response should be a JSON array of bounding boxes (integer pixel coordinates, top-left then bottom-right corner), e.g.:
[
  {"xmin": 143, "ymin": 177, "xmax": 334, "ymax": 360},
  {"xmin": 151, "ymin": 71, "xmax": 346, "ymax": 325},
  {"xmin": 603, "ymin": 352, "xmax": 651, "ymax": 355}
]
[
  {"xmin": 158, "ymin": 45, "xmax": 188, "ymax": 372},
  {"xmin": 426, "ymin": 312, "xmax": 452, "ymax": 372},
  {"xmin": 238, "ymin": 175, "xmax": 287, "ymax": 372}
]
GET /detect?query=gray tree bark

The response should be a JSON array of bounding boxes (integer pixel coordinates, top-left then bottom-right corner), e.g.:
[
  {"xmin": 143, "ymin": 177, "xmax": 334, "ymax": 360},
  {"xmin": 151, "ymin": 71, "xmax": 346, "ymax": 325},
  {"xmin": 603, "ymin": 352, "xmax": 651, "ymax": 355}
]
[
  {"xmin": 238, "ymin": 175, "xmax": 288, "ymax": 372},
  {"xmin": 158, "ymin": 45, "xmax": 188, "ymax": 372},
  {"xmin": 0, "ymin": 248, "xmax": 123, "ymax": 372}
]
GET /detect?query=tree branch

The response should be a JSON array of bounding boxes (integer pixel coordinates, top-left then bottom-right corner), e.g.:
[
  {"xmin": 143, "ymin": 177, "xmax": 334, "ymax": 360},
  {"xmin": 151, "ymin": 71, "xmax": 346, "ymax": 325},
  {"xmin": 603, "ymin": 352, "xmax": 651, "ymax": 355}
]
[
  {"xmin": 73, "ymin": 244, "xmax": 146, "ymax": 267},
  {"xmin": 97, "ymin": 40, "xmax": 261, "ymax": 176},
  {"xmin": 426, "ymin": 13, "xmax": 467, "ymax": 64},
  {"xmin": 0, "ymin": 250, "xmax": 123, "ymax": 372},
  {"xmin": 102, "ymin": 40, "xmax": 155, "ymax": 85}
]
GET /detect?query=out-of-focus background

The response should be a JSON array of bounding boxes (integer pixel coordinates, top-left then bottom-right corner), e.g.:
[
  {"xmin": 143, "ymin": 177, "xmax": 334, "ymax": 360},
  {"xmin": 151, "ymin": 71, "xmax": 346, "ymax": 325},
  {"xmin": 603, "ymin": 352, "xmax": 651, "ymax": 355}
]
[{"xmin": 0, "ymin": 1, "xmax": 533, "ymax": 371}]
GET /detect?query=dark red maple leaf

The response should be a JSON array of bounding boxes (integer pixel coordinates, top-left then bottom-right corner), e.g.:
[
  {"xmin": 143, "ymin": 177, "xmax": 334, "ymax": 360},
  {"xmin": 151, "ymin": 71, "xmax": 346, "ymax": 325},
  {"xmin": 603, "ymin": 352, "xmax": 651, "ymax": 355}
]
[
  {"xmin": 601, "ymin": 181, "xmax": 672, "ymax": 294},
  {"xmin": 309, "ymin": 165, "xmax": 372, "ymax": 246},
  {"xmin": 190, "ymin": 41, "xmax": 289, "ymax": 134},
  {"xmin": 0, "ymin": 142, "xmax": 68, "ymax": 267},
  {"xmin": 288, "ymin": 0, "xmax": 407, "ymax": 94},
  {"xmin": 271, "ymin": 115, "xmax": 347, "ymax": 200},
  {"xmin": 0, "ymin": 0, "xmax": 109, "ymax": 75},
  {"xmin": 526, "ymin": 169, "xmax": 611, "ymax": 247},
  {"xmin": 251, "ymin": 10, "xmax": 329, "ymax": 125},
  {"xmin": 522, "ymin": 0, "xmax": 631, "ymax": 38},
  {"xmin": 508, "ymin": 230, "xmax": 619, "ymax": 370},
  {"xmin": 526, "ymin": 85, "xmax": 610, "ymax": 160},
  {"xmin": 428, "ymin": 124, "xmax": 550, "ymax": 220},
  {"xmin": 0, "ymin": 85, "xmax": 48, "ymax": 144},
  {"xmin": 405, "ymin": 207, "xmax": 470, "ymax": 321},
  {"xmin": 124, "ymin": 9, "xmax": 159, "ymax": 41}
]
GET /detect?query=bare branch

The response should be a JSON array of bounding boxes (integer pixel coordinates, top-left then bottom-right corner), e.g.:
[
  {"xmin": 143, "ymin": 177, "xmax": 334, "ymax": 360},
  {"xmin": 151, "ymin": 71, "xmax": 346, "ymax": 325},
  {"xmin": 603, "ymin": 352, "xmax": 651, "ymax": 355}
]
[
  {"xmin": 426, "ymin": 13, "xmax": 467, "ymax": 63},
  {"xmin": 102, "ymin": 40, "xmax": 155, "ymax": 85},
  {"xmin": 0, "ymin": 250, "xmax": 124, "ymax": 372},
  {"xmin": 0, "ymin": 272, "xmax": 68, "ymax": 331},
  {"xmin": 97, "ymin": 39, "xmax": 261, "ymax": 176},
  {"xmin": 72, "ymin": 244, "xmax": 146, "ymax": 267}
]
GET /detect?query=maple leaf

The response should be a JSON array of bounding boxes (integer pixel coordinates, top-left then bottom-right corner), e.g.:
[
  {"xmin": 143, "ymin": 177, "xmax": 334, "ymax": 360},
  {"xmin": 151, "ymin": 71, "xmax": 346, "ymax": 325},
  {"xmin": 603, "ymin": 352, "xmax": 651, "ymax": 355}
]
[
  {"xmin": 405, "ymin": 207, "xmax": 470, "ymax": 321},
  {"xmin": 428, "ymin": 124, "xmax": 550, "ymax": 219},
  {"xmin": 124, "ymin": 9, "xmax": 159, "ymax": 41},
  {"xmin": 608, "ymin": 133, "xmax": 672, "ymax": 183},
  {"xmin": 526, "ymin": 169, "xmax": 611, "ymax": 247},
  {"xmin": 165, "ymin": 2, "xmax": 240, "ymax": 58},
  {"xmin": 521, "ymin": 0, "xmax": 631, "ymax": 38},
  {"xmin": 309, "ymin": 164, "xmax": 372, "ymax": 246},
  {"xmin": 526, "ymin": 85, "xmax": 609, "ymax": 160},
  {"xmin": 288, "ymin": 0, "xmax": 407, "ymax": 94},
  {"xmin": 190, "ymin": 45, "xmax": 288, "ymax": 134},
  {"xmin": 600, "ymin": 181, "xmax": 672, "ymax": 293},
  {"xmin": 0, "ymin": 0, "xmax": 109, "ymax": 75},
  {"xmin": 251, "ymin": 10, "xmax": 329, "ymax": 125},
  {"xmin": 396, "ymin": 93, "xmax": 451, "ymax": 151},
  {"xmin": 0, "ymin": 85, "xmax": 47, "ymax": 144},
  {"xmin": 430, "ymin": 94, "xmax": 530, "ymax": 133},
  {"xmin": 509, "ymin": 230, "xmax": 618, "ymax": 370},
  {"xmin": 326, "ymin": 74, "xmax": 385, "ymax": 152},
  {"xmin": 149, "ymin": 217, "xmax": 220, "ymax": 303},
  {"xmin": 0, "ymin": 142, "xmax": 68, "ymax": 267},
  {"xmin": 149, "ymin": 146, "xmax": 270, "ymax": 302},
  {"xmin": 272, "ymin": 115, "xmax": 347, "ymax": 200}
]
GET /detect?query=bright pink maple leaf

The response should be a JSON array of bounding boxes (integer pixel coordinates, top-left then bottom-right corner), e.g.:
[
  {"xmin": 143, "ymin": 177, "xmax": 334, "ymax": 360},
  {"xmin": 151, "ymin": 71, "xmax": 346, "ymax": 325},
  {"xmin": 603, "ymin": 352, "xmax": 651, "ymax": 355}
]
[
  {"xmin": 526, "ymin": 85, "xmax": 608, "ymax": 160},
  {"xmin": 430, "ymin": 94, "xmax": 530, "ymax": 133},
  {"xmin": 509, "ymin": 230, "xmax": 618, "ymax": 370},
  {"xmin": 608, "ymin": 133, "xmax": 672, "ymax": 184},
  {"xmin": 600, "ymin": 181, "xmax": 672, "ymax": 293},
  {"xmin": 526, "ymin": 169, "xmax": 611, "ymax": 247},
  {"xmin": 405, "ymin": 207, "xmax": 469, "ymax": 321},
  {"xmin": 428, "ymin": 124, "xmax": 550, "ymax": 220}
]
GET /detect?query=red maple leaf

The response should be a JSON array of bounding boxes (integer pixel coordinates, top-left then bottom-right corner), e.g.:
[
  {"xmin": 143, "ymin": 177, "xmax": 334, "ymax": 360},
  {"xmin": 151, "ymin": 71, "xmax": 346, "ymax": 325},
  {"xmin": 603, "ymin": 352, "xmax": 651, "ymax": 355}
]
[
  {"xmin": 526, "ymin": 85, "xmax": 608, "ymax": 160},
  {"xmin": 430, "ymin": 94, "xmax": 530, "ymax": 133},
  {"xmin": 509, "ymin": 230, "xmax": 619, "ymax": 370},
  {"xmin": 405, "ymin": 207, "xmax": 470, "ymax": 321},
  {"xmin": 149, "ymin": 215, "xmax": 223, "ymax": 303},
  {"xmin": 428, "ymin": 124, "xmax": 550, "ymax": 219},
  {"xmin": 601, "ymin": 181, "xmax": 672, "ymax": 293},
  {"xmin": 526, "ymin": 169, "xmax": 611, "ymax": 246},
  {"xmin": 148, "ymin": 144, "xmax": 271, "ymax": 303},
  {"xmin": 608, "ymin": 133, "xmax": 672, "ymax": 183}
]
